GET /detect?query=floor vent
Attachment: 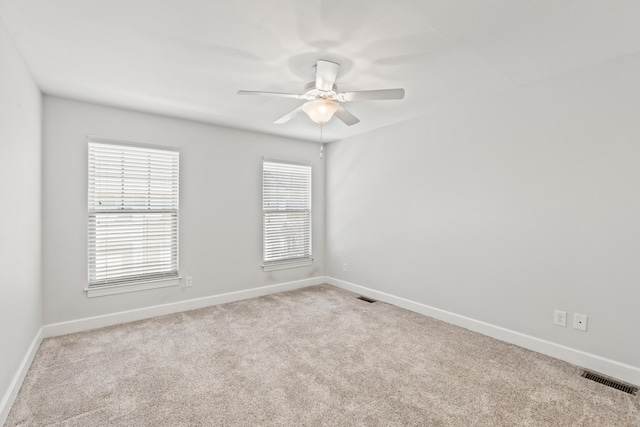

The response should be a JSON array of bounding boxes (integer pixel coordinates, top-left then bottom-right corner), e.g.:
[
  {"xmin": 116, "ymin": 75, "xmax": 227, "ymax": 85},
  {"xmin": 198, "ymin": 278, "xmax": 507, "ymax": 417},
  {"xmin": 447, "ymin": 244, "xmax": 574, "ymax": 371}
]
[
  {"xmin": 581, "ymin": 370, "xmax": 638, "ymax": 395},
  {"xmin": 357, "ymin": 296, "xmax": 377, "ymax": 303}
]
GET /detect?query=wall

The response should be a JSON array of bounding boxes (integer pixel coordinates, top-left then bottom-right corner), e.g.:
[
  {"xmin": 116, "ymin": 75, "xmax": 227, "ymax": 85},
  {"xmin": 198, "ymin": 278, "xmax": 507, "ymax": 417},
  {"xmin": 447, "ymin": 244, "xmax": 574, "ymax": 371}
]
[
  {"xmin": 326, "ymin": 53, "xmax": 640, "ymax": 374},
  {"xmin": 0, "ymin": 16, "xmax": 42, "ymax": 419},
  {"xmin": 42, "ymin": 96, "xmax": 324, "ymax": 325}
]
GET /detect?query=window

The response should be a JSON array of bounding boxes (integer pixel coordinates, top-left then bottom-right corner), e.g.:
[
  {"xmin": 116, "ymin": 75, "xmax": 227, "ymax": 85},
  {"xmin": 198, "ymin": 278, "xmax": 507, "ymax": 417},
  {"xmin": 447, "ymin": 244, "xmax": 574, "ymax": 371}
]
[
  {"xmin": 87, "ymin": 138, "xmax": 179, "ymax": 296},
  {"xmin": 263, "ymin": 159, "xmax": 312, "ymax": 271}
]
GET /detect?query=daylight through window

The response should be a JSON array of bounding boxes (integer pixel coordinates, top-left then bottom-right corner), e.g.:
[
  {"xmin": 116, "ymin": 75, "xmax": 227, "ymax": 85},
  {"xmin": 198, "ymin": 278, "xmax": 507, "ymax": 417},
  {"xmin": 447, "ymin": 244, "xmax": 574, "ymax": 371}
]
[
  {"xmin": 263, "ymin": 159, "xmax": 312, "ymax": 270},
  {"xmin": 88, "ymin": 139, "xmax": 179, "ymax": 289}
]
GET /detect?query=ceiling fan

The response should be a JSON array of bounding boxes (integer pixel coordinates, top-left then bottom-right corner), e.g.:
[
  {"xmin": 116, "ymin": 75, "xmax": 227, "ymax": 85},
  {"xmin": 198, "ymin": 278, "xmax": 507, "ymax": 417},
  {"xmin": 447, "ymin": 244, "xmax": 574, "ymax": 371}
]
[{"xmin": 238, "ymin": 60, "xmax": 405, "ymax": 126}]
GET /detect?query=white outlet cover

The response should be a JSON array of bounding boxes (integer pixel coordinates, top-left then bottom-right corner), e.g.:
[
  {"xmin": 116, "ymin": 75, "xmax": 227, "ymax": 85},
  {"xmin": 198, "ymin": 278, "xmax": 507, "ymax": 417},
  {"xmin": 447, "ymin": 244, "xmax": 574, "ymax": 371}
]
[
  {"xmin": 553, "ymin": 309, "xmax": 567, "ymax": 327},
  {"xmin": 573, "ymin": 313, "xmax": 588, "ymax": 331}
]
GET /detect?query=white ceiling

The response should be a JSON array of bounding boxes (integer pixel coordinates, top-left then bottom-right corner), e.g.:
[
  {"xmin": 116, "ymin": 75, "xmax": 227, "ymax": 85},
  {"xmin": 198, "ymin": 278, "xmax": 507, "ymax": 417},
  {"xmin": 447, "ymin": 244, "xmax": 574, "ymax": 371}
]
[{"xmin": 2, "ymin": 0, "xmax": 640, "ymax": 143}]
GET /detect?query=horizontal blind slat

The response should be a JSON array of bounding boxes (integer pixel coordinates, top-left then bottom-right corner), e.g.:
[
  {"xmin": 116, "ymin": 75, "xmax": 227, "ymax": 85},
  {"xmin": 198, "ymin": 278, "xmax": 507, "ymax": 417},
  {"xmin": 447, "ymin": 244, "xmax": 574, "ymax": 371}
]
[
  {"xmin": 88, "ymin": 141, "xmax": 179, "ymax": 288},
  {"xmin": 263, "ymin": 161, "xmax": 311, "ymax": 265}
]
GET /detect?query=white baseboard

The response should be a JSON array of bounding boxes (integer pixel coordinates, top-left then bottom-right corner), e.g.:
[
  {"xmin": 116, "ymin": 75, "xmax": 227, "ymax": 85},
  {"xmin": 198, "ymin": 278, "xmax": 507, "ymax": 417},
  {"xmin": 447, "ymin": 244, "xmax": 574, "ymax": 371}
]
[
  {"xmin": 0, "ymin": 327, "xmax": 43, "ymax": 426},
  {"xmin": 44, "ymin": 277, "xmax": 326, "ymax": 338},
  {"xmin": 327, "ymin": 277, "xmax": 640, "ymax": 387}
]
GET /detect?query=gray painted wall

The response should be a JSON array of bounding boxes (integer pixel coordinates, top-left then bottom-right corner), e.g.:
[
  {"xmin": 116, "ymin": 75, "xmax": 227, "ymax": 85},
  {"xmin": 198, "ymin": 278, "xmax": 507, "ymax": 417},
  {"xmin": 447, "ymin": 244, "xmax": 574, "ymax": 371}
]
[
  {"xmin": 0, "ymin": 16, "xmax": 42, "ymax": 408},
  {"xmin": 4, "ymin": 14, "xmax": 640, "ymax": 411},
  {"xmin": 42, "ymin": 96, "xmax": 325, "ymax": 324},
  {"xmin": 326, "ymin": 53, "xmax": 640, "ymax": 368}
]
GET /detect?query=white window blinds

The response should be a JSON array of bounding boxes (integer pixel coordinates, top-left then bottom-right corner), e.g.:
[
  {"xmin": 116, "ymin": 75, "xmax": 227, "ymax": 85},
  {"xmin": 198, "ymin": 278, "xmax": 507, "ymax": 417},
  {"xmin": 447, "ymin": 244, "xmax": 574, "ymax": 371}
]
[
  {"xmin": 88, "ymin": 139, "xmax": 179, "ymax": 288},
  {"xmin": 263, "ymin": 160, "xmax": 312, "ymax": 267}
]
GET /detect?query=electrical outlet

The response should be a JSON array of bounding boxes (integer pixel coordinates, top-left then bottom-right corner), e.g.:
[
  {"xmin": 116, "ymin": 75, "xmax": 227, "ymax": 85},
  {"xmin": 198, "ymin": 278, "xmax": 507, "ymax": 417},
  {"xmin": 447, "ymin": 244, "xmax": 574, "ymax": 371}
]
[
  {"xmin": 573, "ymin": 313, "xmax": 588, "ymax": 331},
  {"xmin": 186, "ymin": 276, "xmax": 193, "ymax": 288},
  {"xmin": 342, "ymin": 263, "xmax": 347, "ymax": 272},
  {"xmin": 553, "ymin": 309, "xmax": 567, "ymax": 327}
]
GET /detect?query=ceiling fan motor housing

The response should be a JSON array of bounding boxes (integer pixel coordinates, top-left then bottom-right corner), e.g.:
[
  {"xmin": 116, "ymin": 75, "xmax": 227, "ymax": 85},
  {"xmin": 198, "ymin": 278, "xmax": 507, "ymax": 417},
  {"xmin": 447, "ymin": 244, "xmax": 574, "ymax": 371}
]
[{"xmin": 303, "ymin": 82, "xmax": 338, "ymax": 101}]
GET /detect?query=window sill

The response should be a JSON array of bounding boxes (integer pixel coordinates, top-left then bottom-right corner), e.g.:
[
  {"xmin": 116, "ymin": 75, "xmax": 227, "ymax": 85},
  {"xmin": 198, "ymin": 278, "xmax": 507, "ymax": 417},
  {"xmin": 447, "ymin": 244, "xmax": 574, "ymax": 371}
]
[
  {"xmin": 262, "ymin": 259, "xmax": 313, "ymax": 272},
  {"xmin": 85, "ymin": 277, "xmax": 180, "ymax": 298}
]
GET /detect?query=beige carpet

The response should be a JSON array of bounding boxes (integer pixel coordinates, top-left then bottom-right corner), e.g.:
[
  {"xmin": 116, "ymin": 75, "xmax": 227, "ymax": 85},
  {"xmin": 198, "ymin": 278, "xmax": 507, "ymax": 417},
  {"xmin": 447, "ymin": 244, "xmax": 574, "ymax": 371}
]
[{"xmin": 6, "ymin": 285, "xmax": 640, "ymax": 426}]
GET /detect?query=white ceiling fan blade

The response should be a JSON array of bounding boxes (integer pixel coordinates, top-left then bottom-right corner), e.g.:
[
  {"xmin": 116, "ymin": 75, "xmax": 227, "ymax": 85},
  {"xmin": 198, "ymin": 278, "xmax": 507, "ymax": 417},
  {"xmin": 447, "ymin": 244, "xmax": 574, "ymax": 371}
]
[
  {"xmin": 338, "ymin": 88, "xmax": 405, "ymax": 102},
  {"xmin": 315, "ymin": 60, "xmax": 340, "ymax": 91},
  {"xmin": 238, "ymin": 90, "xmax": 302, "ymax": 99},
  {"xmin": 274, "ymin": 105, "xmax": 304, "ymax": 124},
  {"xmin": 334, "ymin": 105, "xmax": 360, "ymax": 126}
]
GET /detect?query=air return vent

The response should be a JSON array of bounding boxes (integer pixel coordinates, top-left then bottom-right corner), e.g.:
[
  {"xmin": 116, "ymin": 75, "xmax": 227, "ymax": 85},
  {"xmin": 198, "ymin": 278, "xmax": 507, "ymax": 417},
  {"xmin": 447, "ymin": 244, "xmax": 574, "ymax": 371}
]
[
  {"xmin": 357, "ymin": 296, "xmax": 377, "ymax": 303},
  {"xmin": 581, "ymin": 370, "xmax": 638, "ymax": 395}
]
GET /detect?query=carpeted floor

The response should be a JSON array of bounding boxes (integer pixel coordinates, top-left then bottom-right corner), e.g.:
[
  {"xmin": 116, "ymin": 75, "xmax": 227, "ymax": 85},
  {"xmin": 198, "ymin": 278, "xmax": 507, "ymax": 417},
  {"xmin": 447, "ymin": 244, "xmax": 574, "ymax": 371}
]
[{"xmin": 6, "ymin": 285, "xmax": 640, "ymax": 426}]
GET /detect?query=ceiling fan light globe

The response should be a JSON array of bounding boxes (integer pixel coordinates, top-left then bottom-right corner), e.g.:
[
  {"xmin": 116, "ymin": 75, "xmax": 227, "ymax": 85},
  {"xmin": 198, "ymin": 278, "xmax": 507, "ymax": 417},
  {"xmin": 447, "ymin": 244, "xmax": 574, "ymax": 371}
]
[{"xmin": 302, "ymin": 99, "xmax": 339, "ymax": 125}]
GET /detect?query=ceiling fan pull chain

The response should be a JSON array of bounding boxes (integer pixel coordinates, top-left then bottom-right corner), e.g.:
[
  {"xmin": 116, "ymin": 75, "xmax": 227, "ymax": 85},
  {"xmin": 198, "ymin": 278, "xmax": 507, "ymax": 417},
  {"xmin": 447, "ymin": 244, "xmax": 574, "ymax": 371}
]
[{"xmin": 320, "ymin": 124, "xmax": 324, "ymax": 160}]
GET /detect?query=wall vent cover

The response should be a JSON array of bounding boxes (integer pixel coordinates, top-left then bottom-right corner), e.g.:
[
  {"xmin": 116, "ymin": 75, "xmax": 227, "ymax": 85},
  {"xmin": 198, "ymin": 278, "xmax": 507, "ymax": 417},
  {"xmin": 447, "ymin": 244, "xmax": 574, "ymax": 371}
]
[
  {"xmin": 357, "ymin": 296, "xmax": 377, "ymax": 303},
  {"xmin": 581, "ymin": 370, "xmax": 638, "ymax": 395}
]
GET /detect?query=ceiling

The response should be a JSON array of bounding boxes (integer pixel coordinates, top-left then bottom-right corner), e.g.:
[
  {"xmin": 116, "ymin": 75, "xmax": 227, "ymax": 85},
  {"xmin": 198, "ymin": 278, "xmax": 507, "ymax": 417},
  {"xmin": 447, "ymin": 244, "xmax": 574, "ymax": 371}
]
[{"xmin": 2, "ymin": 1, "xmax": 640, "ymax": 143}]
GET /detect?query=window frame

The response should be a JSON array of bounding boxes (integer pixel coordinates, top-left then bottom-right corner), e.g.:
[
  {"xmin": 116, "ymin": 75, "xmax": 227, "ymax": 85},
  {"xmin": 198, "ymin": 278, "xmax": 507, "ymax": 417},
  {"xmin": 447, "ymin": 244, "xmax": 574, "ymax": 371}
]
[
  {"xmin": 86, "ymin": 136, "xmax": 180, "ymax": 297},
  {"xmin": 262, "ymin": 158, "xmax": 313, "ymax": 271}
]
